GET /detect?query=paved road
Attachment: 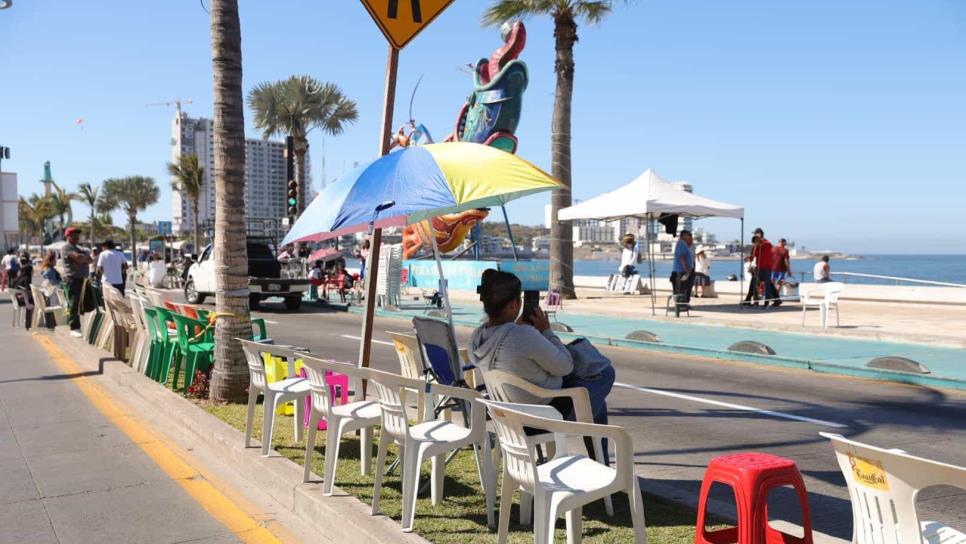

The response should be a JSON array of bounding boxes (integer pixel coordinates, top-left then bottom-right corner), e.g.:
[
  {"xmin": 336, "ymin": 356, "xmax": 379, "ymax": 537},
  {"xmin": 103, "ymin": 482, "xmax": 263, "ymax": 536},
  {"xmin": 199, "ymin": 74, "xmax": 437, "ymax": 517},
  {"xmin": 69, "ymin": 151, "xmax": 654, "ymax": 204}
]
[
  {"xmin": 246, "ymin": 300, "xmax": 966, "ymax": 540},
  {"xmin": 0, "ymin": 319, "xmax": 245, "ymax": 544}
]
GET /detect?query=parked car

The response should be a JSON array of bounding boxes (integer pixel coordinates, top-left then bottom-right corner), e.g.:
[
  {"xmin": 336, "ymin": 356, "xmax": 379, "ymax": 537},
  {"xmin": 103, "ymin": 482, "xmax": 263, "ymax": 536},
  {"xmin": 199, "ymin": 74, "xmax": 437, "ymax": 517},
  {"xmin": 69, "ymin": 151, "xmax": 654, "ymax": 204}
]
[{"xmin": 184, "ymin": 237, "xmax": 309, "ymax": 310}]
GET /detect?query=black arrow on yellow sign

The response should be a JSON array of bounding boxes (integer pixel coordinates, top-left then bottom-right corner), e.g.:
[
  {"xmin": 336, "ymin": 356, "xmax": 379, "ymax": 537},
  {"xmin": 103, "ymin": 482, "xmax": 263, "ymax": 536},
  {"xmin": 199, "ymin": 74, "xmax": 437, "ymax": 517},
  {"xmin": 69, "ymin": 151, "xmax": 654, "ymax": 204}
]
[{"xmin": 388, "ymin": 0, "xmax": 422, "ymax": 23}]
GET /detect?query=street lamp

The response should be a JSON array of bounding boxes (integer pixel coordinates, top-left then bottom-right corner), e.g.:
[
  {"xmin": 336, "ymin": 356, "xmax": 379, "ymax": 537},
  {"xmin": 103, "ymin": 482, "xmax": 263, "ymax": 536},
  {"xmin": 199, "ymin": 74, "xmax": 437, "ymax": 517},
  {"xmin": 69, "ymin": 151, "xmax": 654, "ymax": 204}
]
[{"xmin": 0, "ymin": 1, "xmax": 12, "ymax": 10}]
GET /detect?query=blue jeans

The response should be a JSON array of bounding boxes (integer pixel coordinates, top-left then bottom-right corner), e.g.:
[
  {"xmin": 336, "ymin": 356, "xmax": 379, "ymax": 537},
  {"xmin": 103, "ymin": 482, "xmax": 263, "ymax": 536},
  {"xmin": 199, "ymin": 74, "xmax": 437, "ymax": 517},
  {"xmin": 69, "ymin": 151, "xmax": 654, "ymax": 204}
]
[{"xmin": 560, "ymin": 365, "xmax": 616, "ymax": 464}]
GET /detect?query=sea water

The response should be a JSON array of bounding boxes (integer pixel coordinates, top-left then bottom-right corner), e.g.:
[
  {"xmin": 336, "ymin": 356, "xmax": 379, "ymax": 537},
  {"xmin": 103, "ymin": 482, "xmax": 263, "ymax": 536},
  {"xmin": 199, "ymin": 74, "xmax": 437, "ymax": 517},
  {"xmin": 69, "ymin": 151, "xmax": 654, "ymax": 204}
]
[{"xmin": 573, "ymin": 254, "xmax": 966, "ymax": 286}]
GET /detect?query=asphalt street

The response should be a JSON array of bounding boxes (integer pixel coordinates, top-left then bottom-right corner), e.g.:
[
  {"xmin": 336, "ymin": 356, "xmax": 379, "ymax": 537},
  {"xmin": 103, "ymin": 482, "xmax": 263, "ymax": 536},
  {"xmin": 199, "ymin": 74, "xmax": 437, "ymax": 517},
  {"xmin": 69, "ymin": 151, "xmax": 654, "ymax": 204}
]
[{"xmin": 243, "ymin": 299, "xmax": 966, "ymax": 540}]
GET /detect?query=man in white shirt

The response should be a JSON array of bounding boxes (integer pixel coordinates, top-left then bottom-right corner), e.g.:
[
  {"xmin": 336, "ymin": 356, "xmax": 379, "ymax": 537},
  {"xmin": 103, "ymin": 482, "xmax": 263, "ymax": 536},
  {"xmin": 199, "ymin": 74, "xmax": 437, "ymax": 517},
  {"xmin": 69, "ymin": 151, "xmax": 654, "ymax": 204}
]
[
  {"xmin": 813, "ymin": 255, "xmax": 830, "ymax": 283},
  {"xmin": 1, "ymin": 248, "xmax": 16, "ymax": 291},
  {"xmin": 96, "ymin": 240, "xmax": 129, "ymax": 295}
]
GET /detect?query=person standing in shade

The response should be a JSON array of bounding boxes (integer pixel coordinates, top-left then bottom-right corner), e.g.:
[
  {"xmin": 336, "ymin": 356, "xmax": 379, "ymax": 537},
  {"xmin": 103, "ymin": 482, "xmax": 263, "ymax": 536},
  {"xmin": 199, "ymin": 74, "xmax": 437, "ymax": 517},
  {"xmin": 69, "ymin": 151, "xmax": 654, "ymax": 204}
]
[
  {"xmin": 62, "ymin": 227, "xmax": 93, "ymax": 337},
  {"xmin": 771, "ymin": 238, "xmax": 792, "ymax": 296},
  {"xmin": 814, "ymin": 255, "xmax": 831, "ymax": 283},
  {"xmin": 752, "ymin": 228, "xmax": 780, "ymax": 307},
  {"xmin": 670, "ymin": 230, "xmax": 695, "ymax": 315},
  {"xmin": 97, "ymin": 239, "xmax": 128, "ymax": 296}
]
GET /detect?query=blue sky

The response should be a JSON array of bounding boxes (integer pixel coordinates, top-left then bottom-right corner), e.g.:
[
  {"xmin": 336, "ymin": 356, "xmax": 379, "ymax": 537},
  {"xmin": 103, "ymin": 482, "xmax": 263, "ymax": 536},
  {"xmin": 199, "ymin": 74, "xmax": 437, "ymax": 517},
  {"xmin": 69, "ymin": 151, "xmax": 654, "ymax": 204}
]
[{"xmin": 2, "ymin": 0, "xmax": 965, "ymax": 253}]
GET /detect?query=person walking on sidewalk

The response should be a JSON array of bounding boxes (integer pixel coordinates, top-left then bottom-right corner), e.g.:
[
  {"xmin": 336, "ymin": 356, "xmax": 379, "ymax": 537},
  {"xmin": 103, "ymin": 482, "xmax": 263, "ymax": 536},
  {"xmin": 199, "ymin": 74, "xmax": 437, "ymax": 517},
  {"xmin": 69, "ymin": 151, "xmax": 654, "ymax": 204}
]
[
  {"xmin": 62, "ymin": 227, "xmax": 93, "ymax": 337},
  {"xmin": 1, "ymin": 247, "xmax": 19, "ymax": 291},
  {"xmin": 772, "ymin": 238, "xmax": 792, "ymax": 296},
  {"xmin": 670, "ymin": 230, "xmax": 695, "ymax": 315},
  {"xmin": 752, "ymin": 228, "xmax": 780, "ymax": 307},
  {"xmin": 96, "ymin": 239, "xmax": 128, "ymax": 296}
]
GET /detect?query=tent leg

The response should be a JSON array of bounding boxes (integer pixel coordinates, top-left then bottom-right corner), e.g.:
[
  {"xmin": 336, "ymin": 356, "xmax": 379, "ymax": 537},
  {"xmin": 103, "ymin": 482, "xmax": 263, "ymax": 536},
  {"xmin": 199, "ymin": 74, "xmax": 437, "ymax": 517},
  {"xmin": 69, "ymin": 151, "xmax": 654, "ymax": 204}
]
[
  {"xmin": 501, "ymin": 206, "xmax": 518, "ymax": 261},
  {"xmin": 739, "ymin": 218, "xmax": 745, "ymax": 309}
]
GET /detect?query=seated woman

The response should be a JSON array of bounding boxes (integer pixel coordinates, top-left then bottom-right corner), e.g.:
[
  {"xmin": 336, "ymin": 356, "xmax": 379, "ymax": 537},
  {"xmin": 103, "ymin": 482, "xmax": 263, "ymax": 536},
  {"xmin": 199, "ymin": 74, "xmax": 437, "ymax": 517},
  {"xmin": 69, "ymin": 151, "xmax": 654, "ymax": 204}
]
[{"xmin": 470, "ymin": 269, "xmax": 615, "ymax": 458}]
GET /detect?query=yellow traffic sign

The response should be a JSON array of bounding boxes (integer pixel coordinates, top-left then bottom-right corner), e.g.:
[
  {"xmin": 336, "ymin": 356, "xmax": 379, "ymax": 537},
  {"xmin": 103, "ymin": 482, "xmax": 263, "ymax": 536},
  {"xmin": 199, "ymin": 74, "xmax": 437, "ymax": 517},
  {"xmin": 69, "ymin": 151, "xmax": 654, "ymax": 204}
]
[{"xmin": 361, "ymin": 0, "xmax": 455, "ymax": 50}]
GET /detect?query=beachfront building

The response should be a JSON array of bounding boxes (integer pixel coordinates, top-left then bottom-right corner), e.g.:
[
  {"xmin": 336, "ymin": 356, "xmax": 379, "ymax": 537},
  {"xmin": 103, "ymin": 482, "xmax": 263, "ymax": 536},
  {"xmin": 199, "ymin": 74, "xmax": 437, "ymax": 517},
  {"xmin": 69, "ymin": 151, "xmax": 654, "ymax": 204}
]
[
  {"xmin": 670, "ymin": 181, "xmax": 695, "ymax": 236},
  {"xmin": 573, "ymin": 224, "xmax": 615, "ymax": 246},
  {"xmin": 0, "ymin": 172, "xmax": 17, "ymax": 249},
  {"xmin": 532, "ymin": 236, "xmax": 551, "ymax": 254},
  {"xmin": 171, "ymin": 110, "xmax": 311, "ymax": 236}
]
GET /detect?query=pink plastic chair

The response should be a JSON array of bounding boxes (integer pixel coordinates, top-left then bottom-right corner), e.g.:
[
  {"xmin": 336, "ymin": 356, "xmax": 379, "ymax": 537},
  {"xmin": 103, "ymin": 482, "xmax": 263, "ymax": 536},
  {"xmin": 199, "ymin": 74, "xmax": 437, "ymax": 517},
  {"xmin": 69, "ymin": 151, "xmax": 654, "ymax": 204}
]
[{"xmin": 299, "ymin": 368, "xmax": 349, "ymax": 430}]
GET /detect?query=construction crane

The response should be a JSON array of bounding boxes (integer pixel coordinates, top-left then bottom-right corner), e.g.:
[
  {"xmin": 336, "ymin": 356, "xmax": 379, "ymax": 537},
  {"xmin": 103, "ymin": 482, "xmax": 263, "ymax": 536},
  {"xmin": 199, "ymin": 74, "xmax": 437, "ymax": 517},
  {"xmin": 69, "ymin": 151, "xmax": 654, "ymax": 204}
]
[{"xmin": 146, "ymin": 99, "xmax": 193, "ymax": 116}]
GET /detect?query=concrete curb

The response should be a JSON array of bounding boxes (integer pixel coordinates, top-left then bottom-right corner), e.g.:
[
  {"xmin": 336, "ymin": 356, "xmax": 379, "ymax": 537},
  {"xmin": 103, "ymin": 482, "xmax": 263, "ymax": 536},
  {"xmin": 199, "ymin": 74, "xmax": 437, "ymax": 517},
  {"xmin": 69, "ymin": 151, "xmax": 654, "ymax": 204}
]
[{"xmin": 48, "ymin": 327, "xmax": 430, "ymax": 544}]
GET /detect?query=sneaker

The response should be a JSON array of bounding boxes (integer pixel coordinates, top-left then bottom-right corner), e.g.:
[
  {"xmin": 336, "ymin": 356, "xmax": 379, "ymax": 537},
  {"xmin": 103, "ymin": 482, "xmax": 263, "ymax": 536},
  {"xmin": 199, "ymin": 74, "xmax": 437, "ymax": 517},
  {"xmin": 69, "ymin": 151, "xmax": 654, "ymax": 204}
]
[{"xmin": 70, "ymin": 330, "xmax": 83, "ymax": 338}]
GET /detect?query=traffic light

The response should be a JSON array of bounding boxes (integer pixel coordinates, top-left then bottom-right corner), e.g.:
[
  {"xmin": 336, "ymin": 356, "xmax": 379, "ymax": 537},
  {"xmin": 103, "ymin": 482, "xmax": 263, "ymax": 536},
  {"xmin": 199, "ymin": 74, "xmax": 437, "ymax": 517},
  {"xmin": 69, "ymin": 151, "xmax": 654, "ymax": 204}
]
[
  {"xmin": 284, "ymin": 135, "xmax": 297, "ymax": 218},
  {"xmin": 287, "ymin": 179, "xmax": 298, "ymax": 216}
]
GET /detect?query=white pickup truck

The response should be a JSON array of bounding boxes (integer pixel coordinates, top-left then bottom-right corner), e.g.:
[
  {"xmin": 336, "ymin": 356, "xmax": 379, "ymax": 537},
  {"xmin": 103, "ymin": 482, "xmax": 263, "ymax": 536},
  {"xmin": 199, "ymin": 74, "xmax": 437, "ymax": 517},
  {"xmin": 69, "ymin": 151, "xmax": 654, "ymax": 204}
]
[{"xmin": 184, "ymin": 238, "xmax": 309, "ymax": 310}]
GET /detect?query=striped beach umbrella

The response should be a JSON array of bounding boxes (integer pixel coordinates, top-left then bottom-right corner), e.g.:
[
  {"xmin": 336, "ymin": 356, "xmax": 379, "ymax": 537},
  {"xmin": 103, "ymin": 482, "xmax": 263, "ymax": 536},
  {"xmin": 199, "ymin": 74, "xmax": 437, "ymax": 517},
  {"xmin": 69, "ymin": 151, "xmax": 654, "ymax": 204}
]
[{"xmin": 281, "ymin": 142, "xmax": 561, "ymax": 245}]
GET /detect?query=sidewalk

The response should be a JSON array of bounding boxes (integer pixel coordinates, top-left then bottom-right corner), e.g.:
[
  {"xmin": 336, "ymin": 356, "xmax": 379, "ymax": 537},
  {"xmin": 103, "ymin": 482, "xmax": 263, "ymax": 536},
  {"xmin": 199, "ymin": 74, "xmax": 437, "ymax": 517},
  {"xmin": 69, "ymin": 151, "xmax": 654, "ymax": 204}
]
[{"xmin": 0, "ymin": 323, "xmax": 249, "ymax": 544}]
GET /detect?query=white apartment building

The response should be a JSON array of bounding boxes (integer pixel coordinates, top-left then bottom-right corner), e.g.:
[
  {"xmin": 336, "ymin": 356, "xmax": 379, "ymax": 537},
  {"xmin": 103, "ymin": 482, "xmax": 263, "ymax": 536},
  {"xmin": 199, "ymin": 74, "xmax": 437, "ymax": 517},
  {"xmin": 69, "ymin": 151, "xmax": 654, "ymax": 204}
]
[{"xmin": 171, "ymin": 111, "xmax": 310, "ymax": 237}]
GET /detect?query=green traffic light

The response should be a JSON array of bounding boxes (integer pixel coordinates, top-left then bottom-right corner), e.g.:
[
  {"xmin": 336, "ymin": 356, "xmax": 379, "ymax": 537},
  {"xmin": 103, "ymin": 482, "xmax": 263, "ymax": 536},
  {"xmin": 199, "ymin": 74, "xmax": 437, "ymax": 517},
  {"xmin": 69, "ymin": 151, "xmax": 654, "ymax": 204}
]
[{"xmin": 288, "ymin": 197, "xmax": 297, "ymax": 206}]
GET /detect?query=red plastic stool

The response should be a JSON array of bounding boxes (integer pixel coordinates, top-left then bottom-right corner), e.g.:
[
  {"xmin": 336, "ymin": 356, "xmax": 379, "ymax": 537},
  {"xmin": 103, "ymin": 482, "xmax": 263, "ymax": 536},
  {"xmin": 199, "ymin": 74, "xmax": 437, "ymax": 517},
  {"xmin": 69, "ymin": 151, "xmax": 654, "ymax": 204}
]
[{"xmin": 695, "ymin": 452, "xmax": 813, "ymax": 544}]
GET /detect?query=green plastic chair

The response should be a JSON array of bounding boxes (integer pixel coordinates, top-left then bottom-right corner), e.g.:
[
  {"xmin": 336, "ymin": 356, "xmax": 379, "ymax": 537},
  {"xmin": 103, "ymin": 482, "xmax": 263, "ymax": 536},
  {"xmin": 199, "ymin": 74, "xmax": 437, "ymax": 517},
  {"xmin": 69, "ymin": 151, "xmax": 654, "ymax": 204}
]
[
  {"xmin": 170, "ymin": 313, "xmax": 215, "ymax": 393},
  {"xmin": 153, "ymin": 307, "xmax": 180, "ymax": 385},
  {"xmin": 195, "ymin": 308, "xmax": 268, "ymax": 343}
]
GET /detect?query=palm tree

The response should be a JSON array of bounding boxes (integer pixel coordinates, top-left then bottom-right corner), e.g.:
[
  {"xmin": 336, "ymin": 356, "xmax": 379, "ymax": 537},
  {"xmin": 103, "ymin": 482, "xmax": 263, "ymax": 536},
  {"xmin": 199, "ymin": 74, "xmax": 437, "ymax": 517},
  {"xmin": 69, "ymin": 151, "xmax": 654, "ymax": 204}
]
[
  {"xmin": 484, "ymin": 0, "xmax": 625, "ymax": 298},
  {"xmin": 17, "ymin": 196, "xmax": 45, "ymax": 246},
  {"xmin": 209, "ymin": 0, "xmax": 252, "ymax": 403},
  {"xmin": 167, "ymin": 154, "xmax": 205, "ymax": 253},
  {"xmin": 49, "ymin": 184, "xmax": 75, "ymax": 235},
  {"xmin": 25, "ymin": 193, "xmax": 56, "ymax": 245},
  {"xmin": 100, "ymin": 176, "xmax": 159, "ymax": 255},
  {"xmin": 74, "ymin": 182, "xmax": 100, "ymax": 243},
  {"xmin": 248, "ymin": 75, "xmax": 358, "ymax": 215}
]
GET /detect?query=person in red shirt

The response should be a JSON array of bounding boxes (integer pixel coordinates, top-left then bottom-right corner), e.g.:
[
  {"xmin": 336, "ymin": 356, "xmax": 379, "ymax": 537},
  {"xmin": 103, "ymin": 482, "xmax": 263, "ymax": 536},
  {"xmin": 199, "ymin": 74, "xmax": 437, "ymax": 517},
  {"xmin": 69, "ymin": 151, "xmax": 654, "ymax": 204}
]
[
  {"xmin": 752, "ymin": 228, "xmax": 780, "ymax": 307},
  {"xmin": 771, "ymin": 238, "xmax": 792, "ymax": 295}
]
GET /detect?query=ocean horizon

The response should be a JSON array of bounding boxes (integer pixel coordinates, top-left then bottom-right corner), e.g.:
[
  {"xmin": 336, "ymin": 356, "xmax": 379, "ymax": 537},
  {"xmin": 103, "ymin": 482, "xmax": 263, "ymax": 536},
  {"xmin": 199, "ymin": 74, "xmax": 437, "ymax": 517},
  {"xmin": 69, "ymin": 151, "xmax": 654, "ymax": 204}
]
[{"xmin": 343, "ymin": 254, "xmax": 966, "ymax": 287}]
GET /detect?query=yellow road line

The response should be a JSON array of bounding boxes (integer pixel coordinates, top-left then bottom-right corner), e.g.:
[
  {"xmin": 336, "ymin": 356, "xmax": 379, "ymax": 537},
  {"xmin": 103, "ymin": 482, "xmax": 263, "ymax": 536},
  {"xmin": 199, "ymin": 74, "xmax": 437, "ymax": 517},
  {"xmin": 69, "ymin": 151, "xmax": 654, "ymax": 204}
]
[{"xmin": 33, "ymin": 335, "xmax": 290, "ymax": 544}]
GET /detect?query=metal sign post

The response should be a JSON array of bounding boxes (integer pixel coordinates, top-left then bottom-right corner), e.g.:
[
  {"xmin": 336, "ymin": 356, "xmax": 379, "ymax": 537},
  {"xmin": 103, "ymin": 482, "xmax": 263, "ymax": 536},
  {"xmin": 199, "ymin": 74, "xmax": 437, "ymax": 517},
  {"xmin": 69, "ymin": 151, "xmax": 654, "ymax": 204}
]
[{"xmin": 355, "ymin": 1, "xmax": 455, "ymax": 399}]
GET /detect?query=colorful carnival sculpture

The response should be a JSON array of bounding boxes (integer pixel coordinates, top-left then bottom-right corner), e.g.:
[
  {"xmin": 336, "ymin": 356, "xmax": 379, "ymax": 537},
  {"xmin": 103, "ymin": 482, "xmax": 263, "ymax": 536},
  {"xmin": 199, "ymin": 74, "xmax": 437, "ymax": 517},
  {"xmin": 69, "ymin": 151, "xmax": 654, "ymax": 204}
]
[{"xmin": 401, "ymin": 21, "xmax": 529, "ymax": 259}]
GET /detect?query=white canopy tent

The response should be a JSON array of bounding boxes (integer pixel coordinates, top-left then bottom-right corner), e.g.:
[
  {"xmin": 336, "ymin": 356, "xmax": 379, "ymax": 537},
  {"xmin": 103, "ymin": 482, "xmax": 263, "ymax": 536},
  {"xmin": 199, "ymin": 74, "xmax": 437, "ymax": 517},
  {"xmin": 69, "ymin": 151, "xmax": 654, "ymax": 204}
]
[{"xmin": 559, "ymin": 169, "xmax": 745, "ymax": 314}]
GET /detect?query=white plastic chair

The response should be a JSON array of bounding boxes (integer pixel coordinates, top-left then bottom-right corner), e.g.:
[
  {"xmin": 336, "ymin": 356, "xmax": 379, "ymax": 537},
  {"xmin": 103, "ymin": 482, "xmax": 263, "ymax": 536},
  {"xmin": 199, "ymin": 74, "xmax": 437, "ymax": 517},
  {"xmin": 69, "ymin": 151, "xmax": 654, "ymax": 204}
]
[
  {"xmin": 127, "ymin": 294, "xmax": 151, "ymax": 373},
  {"xmin": 388, "ymin": 332, "xmax": 429, "ymax": 420},
  {"xmin": 820, "ymin": 433, "xmax": 966, "ymax": 544},
  {"xmin": 480, "ymin": 368, "xmax": 615, "ymax": 517},
  {"xmin": 481, "ymin": 399, "xmax": 647, "ymax": 544},
  {"xmin": 298, "ymin": 355, "xmax": 381, "ymax": 496},
  {"xmin": 30, "ymin": 284, "xmax": 66, "ymax": 329},
  {"xmin": 7, "ymin": 287, "xmax": 29, "ymax": 327},
  {"xmin": 238, "ymin": 340, "xmax": 309, "ymax": 456},
  {"xmin": 365, "ymin": 368, "xmax": 496, "ymax": 533},
  {"xmin": 801, "ymin": 282, "xmax": 843, "ymax": 328}
]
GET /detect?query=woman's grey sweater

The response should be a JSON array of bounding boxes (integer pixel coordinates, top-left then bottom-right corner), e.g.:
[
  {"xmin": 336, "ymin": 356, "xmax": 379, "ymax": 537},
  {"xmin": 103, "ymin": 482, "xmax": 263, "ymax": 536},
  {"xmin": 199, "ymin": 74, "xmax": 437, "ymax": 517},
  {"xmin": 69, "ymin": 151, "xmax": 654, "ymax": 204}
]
[{"xmin": 469, "ymin": 322, "xmax": 574, "ymax": 404}]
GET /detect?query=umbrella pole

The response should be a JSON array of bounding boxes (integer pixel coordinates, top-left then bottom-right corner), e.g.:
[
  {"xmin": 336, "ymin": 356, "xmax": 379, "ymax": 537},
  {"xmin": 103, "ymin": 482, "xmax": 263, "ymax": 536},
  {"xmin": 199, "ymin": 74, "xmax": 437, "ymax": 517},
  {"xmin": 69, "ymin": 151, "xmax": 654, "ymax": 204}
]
[
  {"xmin": 428, "ymin": 221, "xmax": 456, "ymax": 334},
  {"xmin": 501, "ymin": 206, "xmax": 518, "ymax": 261}
]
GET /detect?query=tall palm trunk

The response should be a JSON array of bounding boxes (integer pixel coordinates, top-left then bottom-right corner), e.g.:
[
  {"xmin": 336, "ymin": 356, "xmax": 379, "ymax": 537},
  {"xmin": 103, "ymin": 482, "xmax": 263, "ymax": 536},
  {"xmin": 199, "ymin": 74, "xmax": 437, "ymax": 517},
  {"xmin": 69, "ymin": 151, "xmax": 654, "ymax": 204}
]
[
  {"xmin": 209, "ymin": 0, "xmax": 251, "ymax": 403},
  {"xmin": 89, "ymin": 208, "xmax": 96, "ymax": 243},
  {"xmin": 128, "ymin": 212, "xmax": 137, "ymax": 258},
  {"xmin": 550, "ymin": 13, "xmax": 578, "ymax": 298},
  {"xmin": 293, "ymin": 136, "xmax": 308, "ymax": 215},
  {"xmin": 192, "ymin": 196, "xmax": 201, "ymax": 254}
]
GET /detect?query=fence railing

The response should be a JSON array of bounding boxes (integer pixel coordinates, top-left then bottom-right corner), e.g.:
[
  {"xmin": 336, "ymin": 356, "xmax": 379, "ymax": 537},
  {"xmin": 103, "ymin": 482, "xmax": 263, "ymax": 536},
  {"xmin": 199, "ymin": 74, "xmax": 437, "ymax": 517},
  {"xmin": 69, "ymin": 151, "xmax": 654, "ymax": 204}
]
[{"xmin": 793, "ymin": 271, "xmax": 966, "ymax": 288}]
